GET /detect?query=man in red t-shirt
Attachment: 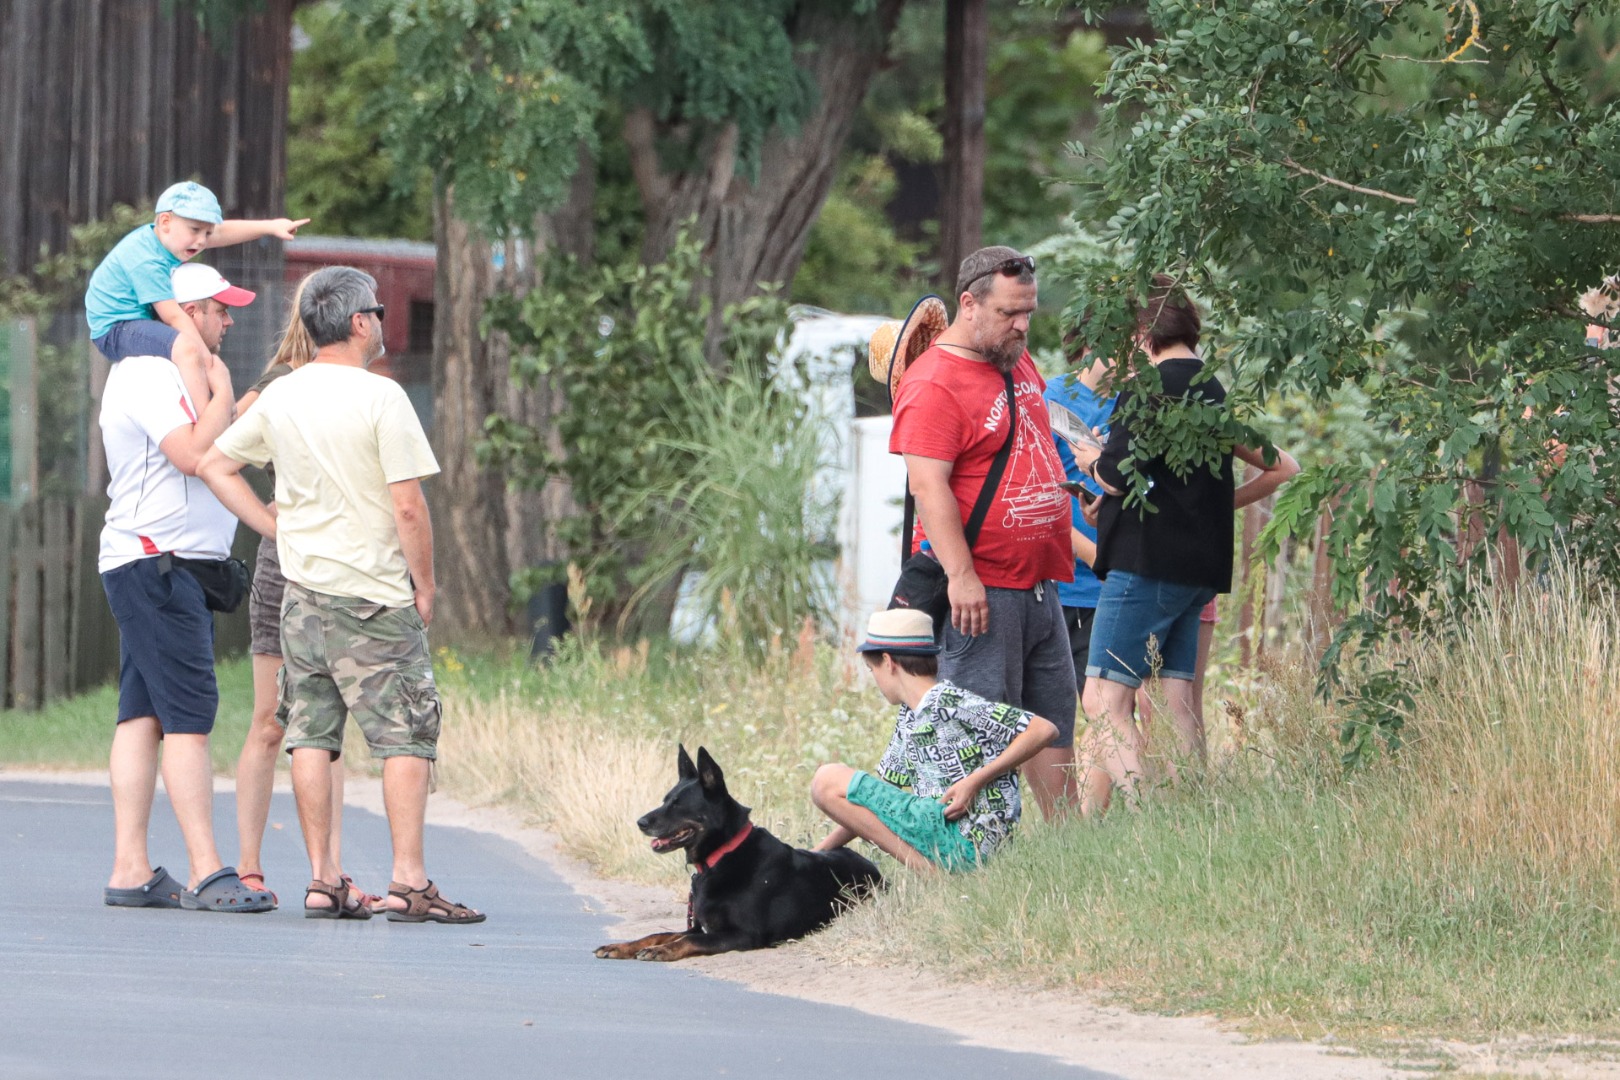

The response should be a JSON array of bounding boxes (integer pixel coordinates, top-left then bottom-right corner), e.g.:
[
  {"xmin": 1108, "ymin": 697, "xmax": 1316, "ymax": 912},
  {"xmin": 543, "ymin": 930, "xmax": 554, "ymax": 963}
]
[{"xmin": 889, "ymin": 247, "xmax": 1077, "ymax": 817}]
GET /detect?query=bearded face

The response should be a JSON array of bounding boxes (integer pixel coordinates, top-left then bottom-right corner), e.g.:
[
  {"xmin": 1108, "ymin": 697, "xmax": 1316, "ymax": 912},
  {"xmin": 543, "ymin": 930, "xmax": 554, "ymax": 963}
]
[{"xmin": 969, "ymin": 278, "xmax": 1038, "ymax": 372}]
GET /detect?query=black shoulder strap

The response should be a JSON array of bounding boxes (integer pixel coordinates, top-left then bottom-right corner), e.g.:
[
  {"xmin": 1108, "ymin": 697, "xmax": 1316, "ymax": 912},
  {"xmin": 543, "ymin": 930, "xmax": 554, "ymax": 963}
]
[{"xmin": 899, "ymin": 370, "xmax": 1018, "ymax": 561}]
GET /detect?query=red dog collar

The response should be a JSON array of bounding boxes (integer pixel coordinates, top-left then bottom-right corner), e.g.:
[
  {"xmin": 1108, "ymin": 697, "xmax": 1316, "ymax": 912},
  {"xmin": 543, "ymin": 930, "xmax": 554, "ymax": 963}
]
[{"xmin": 698, "ymin": 822, "xmax": 753, "ymax": 872}]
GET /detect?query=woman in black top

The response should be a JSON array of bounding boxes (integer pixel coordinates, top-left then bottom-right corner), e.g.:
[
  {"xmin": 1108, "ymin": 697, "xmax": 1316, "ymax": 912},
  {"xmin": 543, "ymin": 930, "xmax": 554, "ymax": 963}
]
[{"xmin": 1069, "ymin": 277, "xmax": 1297, "ymax": 812}]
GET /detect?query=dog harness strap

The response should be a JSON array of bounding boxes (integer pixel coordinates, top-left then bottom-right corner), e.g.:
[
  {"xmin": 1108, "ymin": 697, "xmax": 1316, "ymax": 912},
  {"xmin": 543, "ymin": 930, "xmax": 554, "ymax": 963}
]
[{"xmin": 698, "ymin": 821, "xmax": 754, "ymax": 873}]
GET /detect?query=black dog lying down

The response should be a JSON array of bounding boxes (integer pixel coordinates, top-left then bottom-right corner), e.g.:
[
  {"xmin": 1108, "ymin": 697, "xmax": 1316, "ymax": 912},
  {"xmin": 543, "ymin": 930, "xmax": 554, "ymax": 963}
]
[{"xmin": 595, "ymin": 745, "xmax": 882, "ymax": 962}]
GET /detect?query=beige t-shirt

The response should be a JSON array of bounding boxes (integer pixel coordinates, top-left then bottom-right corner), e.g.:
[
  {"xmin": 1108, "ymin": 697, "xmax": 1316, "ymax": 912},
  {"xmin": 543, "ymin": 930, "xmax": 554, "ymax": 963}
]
[{"xmin": 215, "ymin": 363, "xmax": 439, "ymax": 606}]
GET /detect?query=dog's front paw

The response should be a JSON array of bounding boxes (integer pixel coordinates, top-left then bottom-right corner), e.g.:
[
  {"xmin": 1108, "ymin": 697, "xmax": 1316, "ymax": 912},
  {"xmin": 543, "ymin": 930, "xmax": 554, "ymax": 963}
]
[
  {"xmin": 635, "ymin": 944, "xmax": 681, "ymax": 962},
  {"xmin": 594, "ymin": 942, "xmax": 639, "ymax": 960}
]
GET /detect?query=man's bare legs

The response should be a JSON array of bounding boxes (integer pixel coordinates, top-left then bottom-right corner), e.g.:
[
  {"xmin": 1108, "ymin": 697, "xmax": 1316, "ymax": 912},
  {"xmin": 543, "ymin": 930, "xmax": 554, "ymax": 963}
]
[
  {"xmin": 382, "ymin": 755, "xmax": 431, "ymax": 898},
  {"xmin": 1024, "ymin": 746, "xmax": 1077, "ymax": 820},
  {"xmin": 810, "ymin": 763, "xmax": 937, "ymax": 873},
  {"xmin": 290, "ymin": 746, "xmax": 339, "ymax": 909},
  {"xmin": 161, "ymin": 732, "xmax": 225, "ymax": 889},
  {"xmin": 236, "ymin": 653, "xmax": 349, "ymax": 885},
  {"xmin": 107, "ymin": 718, "xmax": 161, "ymax": 889}
]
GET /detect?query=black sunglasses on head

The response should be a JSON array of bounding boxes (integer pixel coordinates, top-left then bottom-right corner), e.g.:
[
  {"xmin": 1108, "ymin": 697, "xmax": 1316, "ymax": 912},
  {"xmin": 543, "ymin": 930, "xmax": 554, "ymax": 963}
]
[
  {"xmin": 354, "ymin": 304, "xmax": 386, "ymax": 322},
  {"xmin": 961, "ymin": 255, "xmax": 1036, "ymax": 294}
]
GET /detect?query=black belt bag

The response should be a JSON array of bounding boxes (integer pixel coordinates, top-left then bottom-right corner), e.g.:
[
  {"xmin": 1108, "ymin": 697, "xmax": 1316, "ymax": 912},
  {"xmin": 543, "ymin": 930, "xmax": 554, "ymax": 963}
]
[
  {"xmin": 159, "ymin": 552, "xmax": 251, "ymax": 614},
  {"xmin": 888, "ymin": 370, "xmax": 1017, "ymax": 635}
]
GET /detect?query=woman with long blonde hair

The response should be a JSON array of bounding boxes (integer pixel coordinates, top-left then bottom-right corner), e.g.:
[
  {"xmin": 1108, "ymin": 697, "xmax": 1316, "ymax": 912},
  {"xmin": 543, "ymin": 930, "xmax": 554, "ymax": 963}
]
[{"xmin": 232, "ymin": 277, "xmax": 380, "ymax": 914}]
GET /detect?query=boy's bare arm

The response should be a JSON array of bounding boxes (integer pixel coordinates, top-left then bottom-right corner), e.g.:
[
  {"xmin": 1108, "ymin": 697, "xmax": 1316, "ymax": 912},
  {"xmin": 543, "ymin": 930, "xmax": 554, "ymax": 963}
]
[
  {"xmin": 208, "ymin": 217, "xmax": 310, "ymax": 246},
  {"xmin": 814, "ymin": 825, "xmax": 857, "ymax": 851}
]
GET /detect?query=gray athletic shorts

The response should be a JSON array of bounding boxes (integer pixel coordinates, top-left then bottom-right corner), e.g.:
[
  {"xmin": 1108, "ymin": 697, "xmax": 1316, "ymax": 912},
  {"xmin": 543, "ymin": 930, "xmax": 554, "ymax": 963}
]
[{"xmin": 939, "ymin": 582, "xmax": 1077, "ymax": 748}]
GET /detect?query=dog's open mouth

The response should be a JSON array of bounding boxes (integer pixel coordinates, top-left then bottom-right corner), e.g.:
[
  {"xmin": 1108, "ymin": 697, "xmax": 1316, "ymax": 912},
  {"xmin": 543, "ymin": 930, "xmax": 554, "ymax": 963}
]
[{"xmin": 650, "ymin": 827, "xmax": 696, "ymax": 852}]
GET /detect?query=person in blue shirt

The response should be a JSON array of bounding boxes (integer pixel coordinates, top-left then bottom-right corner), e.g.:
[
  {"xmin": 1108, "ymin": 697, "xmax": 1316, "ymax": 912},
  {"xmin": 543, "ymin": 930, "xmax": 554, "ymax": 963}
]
[
  {"xmin": 85, "ymin": 180, "xmax": 308, "ymax": 419},
  {"xmin": 1044, "ymin": 335, "xmax": 1117, "ymax": 810}
]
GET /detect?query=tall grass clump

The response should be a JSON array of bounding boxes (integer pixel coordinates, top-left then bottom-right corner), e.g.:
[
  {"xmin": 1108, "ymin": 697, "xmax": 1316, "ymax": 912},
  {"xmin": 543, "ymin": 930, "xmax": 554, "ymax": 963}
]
[
  {"xmin": 807, "ymin": 560, "xmax": 1620, "ymax": 1039},
  {"xmin": 614, "ymin": 357, "xmax": 842, "ymax": 658}
]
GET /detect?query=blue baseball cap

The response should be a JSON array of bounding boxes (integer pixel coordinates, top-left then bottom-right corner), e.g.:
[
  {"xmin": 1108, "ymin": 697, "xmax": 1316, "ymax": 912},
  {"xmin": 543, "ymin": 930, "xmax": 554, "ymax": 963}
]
[{"xmin": 155, "ymin": 181, "xmax": 223, "ymax": 226}]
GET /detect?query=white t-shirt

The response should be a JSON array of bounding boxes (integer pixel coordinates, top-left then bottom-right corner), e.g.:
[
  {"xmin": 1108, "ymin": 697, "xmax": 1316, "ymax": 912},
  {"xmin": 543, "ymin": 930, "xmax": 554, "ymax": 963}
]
[
  {"xmin": 213, "ymin": 363, "xmax": 439, "ymax": 607},
  {"xmin": 98, "ymin": 355, "xmax": 239, "ymax": 573}
]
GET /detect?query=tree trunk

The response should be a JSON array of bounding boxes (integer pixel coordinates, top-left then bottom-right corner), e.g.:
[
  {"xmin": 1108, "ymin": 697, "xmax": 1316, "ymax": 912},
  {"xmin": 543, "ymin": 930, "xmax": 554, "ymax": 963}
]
[
  {"xmin": 428, "ymin": 149, "xmax": 594, "ymax": 638},
  {"xmin": 627, "ymin": 0, "xmax": 905, "ymax": 318},
  {"xmin": 939, "ymin": 0, "xmax": 987, "ymax": 292},
  {"xmin": 428, "ymin": 186, "xmax": 513, "ymax": 639}
]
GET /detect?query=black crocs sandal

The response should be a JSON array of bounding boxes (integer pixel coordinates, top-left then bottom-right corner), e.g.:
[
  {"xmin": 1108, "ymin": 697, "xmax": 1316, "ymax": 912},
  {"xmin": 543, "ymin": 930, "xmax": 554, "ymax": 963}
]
[
  {"xmin": 181, "ymin": 867, "xmax": 275, "ymax": 913},
  {"xmin": 104, "ymin": 867, "xmax": 184, "ymax": 909}
]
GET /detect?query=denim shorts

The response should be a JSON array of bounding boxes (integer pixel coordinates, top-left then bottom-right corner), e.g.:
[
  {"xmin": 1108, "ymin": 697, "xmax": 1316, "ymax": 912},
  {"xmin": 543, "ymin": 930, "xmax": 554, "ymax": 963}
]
[
  {"xmin": 102, "ymin": 556, "xmax": 218, "ymax": 735},
  {"xmin": 1086, "ymin": 570, "xmax": 1216, "ymax": 688},
  {"xmin": 93, "ymin": 318, "xmax": 180, "ymax": 364}
]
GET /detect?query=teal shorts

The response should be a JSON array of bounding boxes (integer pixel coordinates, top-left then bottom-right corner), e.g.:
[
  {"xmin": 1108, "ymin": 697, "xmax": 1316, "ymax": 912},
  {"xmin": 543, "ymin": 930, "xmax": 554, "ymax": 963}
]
[{"xmin": 847, "ymin": 771, "xmax": 980, "ymax": 872}]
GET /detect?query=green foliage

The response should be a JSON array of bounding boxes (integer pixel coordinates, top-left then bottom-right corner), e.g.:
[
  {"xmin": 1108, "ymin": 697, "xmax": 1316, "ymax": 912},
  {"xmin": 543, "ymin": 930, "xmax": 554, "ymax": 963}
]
[
  {"xmin": 284, "ymin": 3, "xmax": 432, "ymax": 239},
  {"xmin": 794, "ymin": 157, "xmax": 929, "ymax": 315},
  {"xmin": 481, "ymin": 228, "xmax": 801, "ymax": 635},
  {"xmin": 795, "ymin": 5, "xmax": 1109, "ymax": 323},
  {"xmin": 0, "ymin": 204, "xmax": 152, "ymax": 496},
  {"xmin": 356, "ymin": 0, "xmax": 847, "ymax": 235},
  {"xmin": 1058, "ymin": 0, "xmax": 1620, "ymax": 750},
  {"xmin": 618, "ymin": 358, "xmax": 841, "ymax": 655},
  {"xmin": 0, "ymin": 204, "xmax": 150, "ymax": 319}
]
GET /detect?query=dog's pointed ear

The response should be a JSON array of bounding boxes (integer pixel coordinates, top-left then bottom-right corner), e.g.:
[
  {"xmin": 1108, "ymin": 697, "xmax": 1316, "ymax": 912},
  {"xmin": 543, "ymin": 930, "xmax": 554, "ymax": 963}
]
[
  {"xmin": 696, "ymin": 746, "xmax": 726, "ymax": 796},
  {"xmin": 677, "ymin": 744, "xmax": 697, "ymax": 781}
]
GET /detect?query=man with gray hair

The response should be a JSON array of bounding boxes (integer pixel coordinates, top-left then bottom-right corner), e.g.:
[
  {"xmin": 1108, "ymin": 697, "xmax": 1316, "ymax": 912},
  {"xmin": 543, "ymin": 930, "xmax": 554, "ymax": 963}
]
[
  {"xmin": 200, "ymin": 266, "xmax": 483, "ymax": 924},
  {"xmin": 888, "ymin": 246, "xmax": 1078, "ymax": 818}
]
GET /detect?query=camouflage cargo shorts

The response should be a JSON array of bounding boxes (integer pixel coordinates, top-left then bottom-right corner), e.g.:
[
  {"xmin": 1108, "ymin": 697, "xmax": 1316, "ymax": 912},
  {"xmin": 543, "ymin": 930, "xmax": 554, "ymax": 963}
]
[{"xmin": 279, "ymin": 581, "xmax": 440, "ymax": 760}]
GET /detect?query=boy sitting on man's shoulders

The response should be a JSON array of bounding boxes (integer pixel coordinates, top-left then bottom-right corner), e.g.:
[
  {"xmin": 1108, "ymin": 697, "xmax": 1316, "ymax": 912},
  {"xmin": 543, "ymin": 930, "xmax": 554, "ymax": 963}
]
[
  {"xmin": 812, "ymin": 608, "xmax": 1059, "ymax": 873},
  {"xmin": 85, "ymin": 180, "xmax": 307, "ymax": 412}
]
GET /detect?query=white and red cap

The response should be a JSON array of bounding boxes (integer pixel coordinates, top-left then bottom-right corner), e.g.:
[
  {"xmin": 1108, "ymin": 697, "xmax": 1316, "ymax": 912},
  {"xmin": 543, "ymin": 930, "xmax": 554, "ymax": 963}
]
[{"xmin": 171, "ymin": 262, "xmax": 256, "ymax": 307}]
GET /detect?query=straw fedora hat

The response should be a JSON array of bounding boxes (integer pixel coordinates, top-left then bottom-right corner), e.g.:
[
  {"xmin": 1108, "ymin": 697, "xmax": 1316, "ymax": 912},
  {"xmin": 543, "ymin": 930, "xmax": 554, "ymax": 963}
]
[{"xmin": 867, "ymin": 295, "xmax": 949, "ymax": 403}]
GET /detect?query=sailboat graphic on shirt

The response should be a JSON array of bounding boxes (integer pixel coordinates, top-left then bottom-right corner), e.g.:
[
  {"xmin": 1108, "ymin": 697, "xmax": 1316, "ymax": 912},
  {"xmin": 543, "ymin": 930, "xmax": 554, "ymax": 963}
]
[{"xmin": 999, "ymin": 382, "xmax": 1069, "ymax": 530}]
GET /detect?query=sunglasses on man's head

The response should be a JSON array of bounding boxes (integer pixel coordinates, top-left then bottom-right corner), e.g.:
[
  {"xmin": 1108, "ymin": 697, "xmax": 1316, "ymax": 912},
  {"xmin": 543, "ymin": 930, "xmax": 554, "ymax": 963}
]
[
  {"xmin": 961, "ymin": 255, "xmax": 1037, "ymax": 293},
  {"xmin": 354, "ymin": 305, "xmax": 386, "ymax": 322}
]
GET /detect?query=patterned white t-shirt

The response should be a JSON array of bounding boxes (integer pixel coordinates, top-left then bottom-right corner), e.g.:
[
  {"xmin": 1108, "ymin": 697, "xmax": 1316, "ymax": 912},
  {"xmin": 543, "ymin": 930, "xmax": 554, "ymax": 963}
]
[
  {"xmin": 876, "ymin": 679, "xmax": 1032, "ymax": 859},
  {"xmin": 98, "ymin": 355, "xmax": 238, "ymax": 573}
]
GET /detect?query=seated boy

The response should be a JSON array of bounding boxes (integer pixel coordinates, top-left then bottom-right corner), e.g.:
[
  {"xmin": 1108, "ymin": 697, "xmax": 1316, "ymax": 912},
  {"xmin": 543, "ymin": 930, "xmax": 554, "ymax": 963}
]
[
  {"xmin": 811, "ymin": 608, "xmax": 1059, "ymax": 873},
  {"xmin": 85, "ymin": 180, "xmax": 308, "ymax": 411}
]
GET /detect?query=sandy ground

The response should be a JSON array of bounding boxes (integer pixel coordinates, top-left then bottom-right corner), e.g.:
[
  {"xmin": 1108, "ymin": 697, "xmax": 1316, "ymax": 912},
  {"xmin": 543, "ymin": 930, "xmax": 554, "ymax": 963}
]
[{"xmin": 14, "ymin": 765, "xmax": 1619, "ymax": 1079}]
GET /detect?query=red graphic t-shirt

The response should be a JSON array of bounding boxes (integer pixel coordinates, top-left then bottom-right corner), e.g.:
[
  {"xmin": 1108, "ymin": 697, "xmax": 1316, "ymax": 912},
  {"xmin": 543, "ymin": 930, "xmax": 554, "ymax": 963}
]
[{"xmin": 889, "ymin": 348, "xmax": 1074, "ymax": 590}]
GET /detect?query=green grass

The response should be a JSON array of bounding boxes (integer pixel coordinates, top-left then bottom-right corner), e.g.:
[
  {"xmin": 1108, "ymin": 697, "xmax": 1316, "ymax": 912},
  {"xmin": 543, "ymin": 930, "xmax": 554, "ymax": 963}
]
[
  {"xmin": 0, "ymin": 657, "xmax": 256, "ymax": 772},
  {"xmin": 815, "ymin": 767, "xmax": 1620, "ymax": 1041}
]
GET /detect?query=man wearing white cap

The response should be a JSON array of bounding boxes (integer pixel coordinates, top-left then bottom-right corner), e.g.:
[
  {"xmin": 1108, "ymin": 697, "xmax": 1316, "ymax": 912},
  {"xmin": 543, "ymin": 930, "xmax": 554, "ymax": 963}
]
[{"xmin": 98, "ymin": 263, "xmax": 272, "ymax": 913}]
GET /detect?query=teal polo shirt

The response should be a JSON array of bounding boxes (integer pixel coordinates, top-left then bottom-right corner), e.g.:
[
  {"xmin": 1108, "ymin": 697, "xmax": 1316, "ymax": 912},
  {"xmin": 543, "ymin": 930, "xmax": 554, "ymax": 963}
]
[{"xmin": 85, "ymin": 225, "xmax": 182, "ymax": 340}]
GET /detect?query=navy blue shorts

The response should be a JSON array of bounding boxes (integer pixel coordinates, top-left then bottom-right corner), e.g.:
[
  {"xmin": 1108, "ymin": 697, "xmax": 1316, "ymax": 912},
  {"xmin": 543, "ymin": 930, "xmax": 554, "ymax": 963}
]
[
  {"xmin": 93, "ymin": 319, "xmax": 180, "ymax": 364},
  {"xmin": 1086, "ymin": 570, "xmax": 1216, "ymax": 689},
  {"xmin": 101, "ymin": 557, "xmax": 218, "ymax": 735}
]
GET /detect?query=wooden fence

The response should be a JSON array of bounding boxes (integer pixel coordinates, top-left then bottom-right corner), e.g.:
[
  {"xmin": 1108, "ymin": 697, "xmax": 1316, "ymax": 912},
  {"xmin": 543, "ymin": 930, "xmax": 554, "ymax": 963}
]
[{"xmin": 0, "ymin": 494, "xmax": 255, "ymax": 710}]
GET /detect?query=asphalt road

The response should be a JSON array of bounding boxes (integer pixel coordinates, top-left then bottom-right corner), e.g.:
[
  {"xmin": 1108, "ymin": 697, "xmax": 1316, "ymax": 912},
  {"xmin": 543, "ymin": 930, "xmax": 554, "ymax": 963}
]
[{"xmin": 1, "ymin": 778, "xmax": 1113, "ymax": 1080}]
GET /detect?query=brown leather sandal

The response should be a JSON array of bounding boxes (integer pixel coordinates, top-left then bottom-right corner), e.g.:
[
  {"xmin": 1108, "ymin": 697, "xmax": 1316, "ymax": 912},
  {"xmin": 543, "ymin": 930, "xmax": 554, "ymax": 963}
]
[
  {"xmin": 304, "ymin": 878, "xmax": 372, "ymax": 920},
  {"xmin": 385, "ymin": 880, "xmax": 486, "ymax": 924}
]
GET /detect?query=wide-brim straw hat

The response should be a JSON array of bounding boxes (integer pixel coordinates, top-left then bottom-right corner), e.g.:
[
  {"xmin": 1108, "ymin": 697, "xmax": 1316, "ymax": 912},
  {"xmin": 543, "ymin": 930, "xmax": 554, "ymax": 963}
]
[{"xmin": 867, "ymin": 295, "xmax": 949, "ymax": 404}]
